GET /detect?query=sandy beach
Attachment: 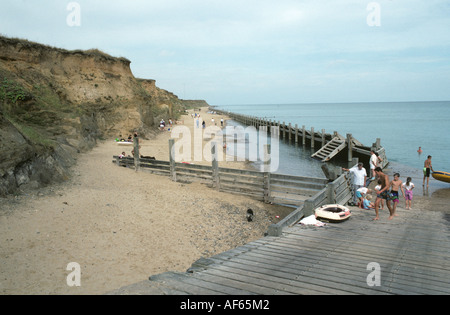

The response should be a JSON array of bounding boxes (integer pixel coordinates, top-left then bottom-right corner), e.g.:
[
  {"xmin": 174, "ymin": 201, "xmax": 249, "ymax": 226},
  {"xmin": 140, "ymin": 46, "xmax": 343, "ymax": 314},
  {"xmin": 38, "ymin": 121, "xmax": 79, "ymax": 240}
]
[
  {"xmin": 0, "ymin": 108, "xmax": 292, "ymax": 295},
  {"xmin": 1, "ymin": 108, "xmax": 449, "ymax": 295}
]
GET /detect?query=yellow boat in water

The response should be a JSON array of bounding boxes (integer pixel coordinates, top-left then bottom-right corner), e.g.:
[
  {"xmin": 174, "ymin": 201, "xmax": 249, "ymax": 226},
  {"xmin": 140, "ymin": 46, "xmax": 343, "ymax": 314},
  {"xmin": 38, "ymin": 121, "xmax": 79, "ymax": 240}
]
[{"xmin": 432, "ymin": 171, "xmax": 450, "ymax": 183}]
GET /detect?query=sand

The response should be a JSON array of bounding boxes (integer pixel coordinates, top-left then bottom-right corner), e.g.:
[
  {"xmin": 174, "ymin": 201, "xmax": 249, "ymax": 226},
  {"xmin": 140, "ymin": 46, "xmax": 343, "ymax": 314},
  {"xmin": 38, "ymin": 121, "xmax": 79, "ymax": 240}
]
[{"xmin": 0, "ymin": 108, "xmax": 292, "ymax": 295}]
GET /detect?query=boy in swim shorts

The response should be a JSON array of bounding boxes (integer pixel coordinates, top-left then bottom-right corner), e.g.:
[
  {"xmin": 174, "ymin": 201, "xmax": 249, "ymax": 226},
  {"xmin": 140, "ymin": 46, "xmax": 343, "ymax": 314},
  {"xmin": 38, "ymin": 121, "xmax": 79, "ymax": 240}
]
[
  {"xmin": 423, "ymin": 155, "xmax": 434, "ymax": 187},
  {"xmin": 390, "ymin": 173, "xmax": 404, "ymax": 215}
]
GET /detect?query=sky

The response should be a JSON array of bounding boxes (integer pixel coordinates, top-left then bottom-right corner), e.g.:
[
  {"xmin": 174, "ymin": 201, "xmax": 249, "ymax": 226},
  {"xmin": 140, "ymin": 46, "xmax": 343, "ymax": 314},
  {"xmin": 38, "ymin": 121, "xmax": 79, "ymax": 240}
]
[{"xmin": 1, "ymin": 0, "xmax": 450, "ymax": 105}]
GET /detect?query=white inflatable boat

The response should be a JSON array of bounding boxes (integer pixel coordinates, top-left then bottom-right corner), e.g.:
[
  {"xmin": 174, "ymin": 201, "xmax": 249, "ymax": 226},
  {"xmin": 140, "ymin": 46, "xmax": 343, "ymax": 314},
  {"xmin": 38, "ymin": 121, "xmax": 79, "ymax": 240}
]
[{"xmin": 315, "ymin": 204, "xmax": 351, "ymax": 222}]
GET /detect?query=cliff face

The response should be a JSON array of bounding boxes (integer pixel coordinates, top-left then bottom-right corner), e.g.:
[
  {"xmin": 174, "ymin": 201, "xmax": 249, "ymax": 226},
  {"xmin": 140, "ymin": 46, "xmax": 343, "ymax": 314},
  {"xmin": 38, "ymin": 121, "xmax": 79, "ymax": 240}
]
[{"xmin": 0, "ymin": 36, "xmax": 207, "ymax": 196}]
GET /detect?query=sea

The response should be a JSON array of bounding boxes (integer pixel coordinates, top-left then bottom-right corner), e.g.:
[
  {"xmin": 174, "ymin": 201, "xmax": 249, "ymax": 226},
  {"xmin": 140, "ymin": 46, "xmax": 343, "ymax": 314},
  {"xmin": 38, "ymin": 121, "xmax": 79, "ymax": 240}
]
[{"xmin": 213, "ymin": 101, "xmax": 450, "ymax": 197}]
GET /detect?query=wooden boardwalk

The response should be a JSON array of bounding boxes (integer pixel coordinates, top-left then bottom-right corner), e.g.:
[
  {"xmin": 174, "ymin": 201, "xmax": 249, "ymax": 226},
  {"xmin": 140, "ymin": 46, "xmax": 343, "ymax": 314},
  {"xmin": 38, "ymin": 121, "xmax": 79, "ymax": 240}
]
[{"xmin": 109, "ymin": 206, "xmax": 450, "ymax": 295}]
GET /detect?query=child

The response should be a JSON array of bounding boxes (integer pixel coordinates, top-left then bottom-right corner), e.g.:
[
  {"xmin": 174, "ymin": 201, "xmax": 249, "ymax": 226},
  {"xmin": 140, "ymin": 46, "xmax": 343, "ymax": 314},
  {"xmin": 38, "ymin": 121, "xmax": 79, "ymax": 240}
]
[
  {"xmin": 390, "ymin": 173, "xmax": 404, "ymax": 215},
  {"xmin": 363, "ymin": 194, "xmax": 374, "ymax": 210},
  {"xmin": 356, "ymin": 187, "xmax": 372, "ymax": 209},
  {"xmin": 402, "ymin": 177, "xmax": 415, "ymax": 210},
  {"xmin": 375, "ymin": 179, "xmax": 385, "ymax": 210}
]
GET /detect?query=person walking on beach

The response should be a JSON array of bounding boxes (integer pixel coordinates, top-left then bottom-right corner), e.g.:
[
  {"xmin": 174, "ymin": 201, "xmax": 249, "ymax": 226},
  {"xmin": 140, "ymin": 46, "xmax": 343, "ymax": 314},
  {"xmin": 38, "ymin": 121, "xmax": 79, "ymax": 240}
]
[
  {"xmin": 342, "ymin": 163, "xmax": 367, "ymax": 206},
  {"xmin": 389, "ymin": 173, "xmax": 404, "ymax": 215},
  {"xmin": 403, "ymin": 177, "xmax": 415, "ymax": 210},
  {"xmin": 423, "ymin": 155, "xmax": 434, "ymax": 187},
  {"xmin": 374, "ymin": 167, "xmax": 394, "ymax": 220}
]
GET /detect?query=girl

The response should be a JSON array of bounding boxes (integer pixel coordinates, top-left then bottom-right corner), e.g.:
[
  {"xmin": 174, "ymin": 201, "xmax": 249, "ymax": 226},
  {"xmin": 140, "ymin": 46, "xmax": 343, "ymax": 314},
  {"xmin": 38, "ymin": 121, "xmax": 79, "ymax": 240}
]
[{"xmin": 402, "ymin": 177, "xmax": 415, "ymax": 210}]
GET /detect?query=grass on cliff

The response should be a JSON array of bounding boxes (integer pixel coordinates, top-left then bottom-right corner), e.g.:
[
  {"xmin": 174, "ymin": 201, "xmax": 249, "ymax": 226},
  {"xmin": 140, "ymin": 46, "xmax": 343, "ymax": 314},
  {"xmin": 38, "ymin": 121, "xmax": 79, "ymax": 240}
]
[{"xmin": 4, "ymin": 113, "xmax": 57, "ymax": 150}]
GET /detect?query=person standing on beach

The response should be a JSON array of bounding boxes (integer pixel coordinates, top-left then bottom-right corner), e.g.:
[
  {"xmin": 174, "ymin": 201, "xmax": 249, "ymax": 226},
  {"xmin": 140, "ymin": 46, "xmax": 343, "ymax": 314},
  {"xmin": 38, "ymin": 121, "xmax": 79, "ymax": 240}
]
[
  {"xmin": 374, "ymin": 167, "xmax": 394, "ymax": 220},
  {"xmin": 423, "ymin": 155, "xmax": 434, "ymax": 187},
  {"xmin": 389, "ymin": 173, "xmax": 404, "ymax": 215},
  {"xmin": 369, "ymin": 150, "xmax": 377, "ymax": 180},
  {"xmin": 342, "ymin": 163, "xmax": 367, "ymax": 205},
  {"xmin": 403, "ymin": 177, "xmax": 415, "ymax": 210}
]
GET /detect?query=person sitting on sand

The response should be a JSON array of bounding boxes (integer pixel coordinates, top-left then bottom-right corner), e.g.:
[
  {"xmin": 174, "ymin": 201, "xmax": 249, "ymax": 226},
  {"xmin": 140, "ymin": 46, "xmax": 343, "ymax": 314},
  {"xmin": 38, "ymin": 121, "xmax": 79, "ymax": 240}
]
[
  {"xmin": 356, "ymin": 187, "xmax": 372, "ymax": 209},
  {"xmin": 119, "ymin": 152, "xmax": 126, "ymax": 158},
  {"xmin": 363, "ymin": 195, "xmax": 374, "ymax": 210}
]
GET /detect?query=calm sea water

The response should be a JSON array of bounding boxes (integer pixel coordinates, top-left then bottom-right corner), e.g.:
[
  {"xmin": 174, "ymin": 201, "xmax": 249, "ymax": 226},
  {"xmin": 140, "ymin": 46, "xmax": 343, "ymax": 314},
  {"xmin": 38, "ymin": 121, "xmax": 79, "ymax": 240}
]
[{"xmin": 215, "ymin": 101, "xmax": 450, "ymax": 195}]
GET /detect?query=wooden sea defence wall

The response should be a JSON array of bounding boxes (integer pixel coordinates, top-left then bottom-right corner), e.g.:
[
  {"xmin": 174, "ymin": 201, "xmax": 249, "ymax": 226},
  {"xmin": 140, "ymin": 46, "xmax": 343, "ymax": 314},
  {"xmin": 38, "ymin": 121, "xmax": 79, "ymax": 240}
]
[
  {"xmin": 211, "ymin": 108, "xmax": 389, "ymax": 169},
  {"xmin": 113, "ymin": 154, "xmax": 330, "ymax": 208},
  {"xmin": 113, "ymin": 138, "xmax": 355, "ymax": 236}
]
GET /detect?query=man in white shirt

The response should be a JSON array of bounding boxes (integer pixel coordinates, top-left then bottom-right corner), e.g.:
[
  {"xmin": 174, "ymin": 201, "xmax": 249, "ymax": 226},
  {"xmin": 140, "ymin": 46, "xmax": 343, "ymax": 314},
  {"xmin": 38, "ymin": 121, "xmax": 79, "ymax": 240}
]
[
  {"xmin": 370, "ymin": 150, "xmax": 377, "ymax": 180},
  {"xmin": 343, "ymin": 163, "xmax": 367, "ymax": 205}
]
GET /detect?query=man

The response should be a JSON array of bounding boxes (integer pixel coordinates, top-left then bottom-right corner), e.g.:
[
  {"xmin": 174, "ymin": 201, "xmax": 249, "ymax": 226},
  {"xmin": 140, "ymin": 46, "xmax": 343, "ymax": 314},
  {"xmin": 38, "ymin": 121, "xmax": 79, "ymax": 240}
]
[
  {"xmin": 343, "ymin": 163, "xmax": 367, "ymax": 205},
  {"xmin": 423, "ymin": 155, "xmax": 434, "ymax": 187},
  {"xmin": 374, "ymin": 167, "xmax": 394, "ymax": 220},
  {"xmin": 369, "ymin": 150, "xmax": 377, "ymax": 180}
]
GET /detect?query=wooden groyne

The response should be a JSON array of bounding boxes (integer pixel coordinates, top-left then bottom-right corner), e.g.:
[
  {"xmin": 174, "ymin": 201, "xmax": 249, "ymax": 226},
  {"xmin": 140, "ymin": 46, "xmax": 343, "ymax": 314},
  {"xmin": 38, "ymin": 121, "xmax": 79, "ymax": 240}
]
[
  {"xmin": 113, "ymin": 144, "xmax": 350, "ymax": 212},
  {"xmin": 113, "ymin": 138, "xmax": 354, "ymax": 235},
  {"xmin": 211, "ymin": 108, "xmax": 389, "ymax": 170}
]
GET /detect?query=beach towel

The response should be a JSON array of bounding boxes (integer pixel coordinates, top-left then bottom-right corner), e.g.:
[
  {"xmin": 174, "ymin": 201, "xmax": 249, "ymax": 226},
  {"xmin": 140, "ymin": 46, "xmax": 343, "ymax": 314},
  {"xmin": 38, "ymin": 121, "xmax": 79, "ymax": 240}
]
[{"xmin": 299, "ymin": 215, "xmax": 326, "ymax": 227}]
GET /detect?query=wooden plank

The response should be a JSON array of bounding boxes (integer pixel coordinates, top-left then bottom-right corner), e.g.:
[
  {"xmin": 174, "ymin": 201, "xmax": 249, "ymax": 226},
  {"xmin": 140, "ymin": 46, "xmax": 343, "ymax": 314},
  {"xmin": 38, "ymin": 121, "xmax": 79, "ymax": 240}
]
[
  {"xmin": 218, "ymin": 167, "xmax": 264, "ymax": 177},
  {"xmin": 247, "ymin": 238, "xmax": 446, "ymax": 295},
  {"xmin": 208, "ymin": 250, "xmax": 386, "ymax": 295},
  {"xmin": 240, "ymin": 243, "xmax": 434, "ymax": 295},
  {"xmin": 204, "ymin": 264, "xmax": 348, "ymax": 295},
  {"xmin": 270, "ymin": 173, "xmax": 328, "ymax": 184},
  {"xmin": 149, "ymin": 272, "xmax": 224, "ymax": 295},
  {"xmin": 270, "ymin": 181, "xmax": 326, "ymax": 192}
]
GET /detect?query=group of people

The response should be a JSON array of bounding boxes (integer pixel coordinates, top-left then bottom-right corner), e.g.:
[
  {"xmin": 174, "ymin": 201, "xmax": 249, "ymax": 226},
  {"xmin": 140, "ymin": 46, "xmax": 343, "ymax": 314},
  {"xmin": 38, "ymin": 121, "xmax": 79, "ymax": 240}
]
[
  {"xmin": 159, "ymin": 119, "xmax": 173, "ymax": 131},
  {"xmin": 193, "ymin": 113, "xmax": 225, "ymax": 129},
  {"xmin": 343, "ymin": 150, "xmax": 417, "ymax": 221}
]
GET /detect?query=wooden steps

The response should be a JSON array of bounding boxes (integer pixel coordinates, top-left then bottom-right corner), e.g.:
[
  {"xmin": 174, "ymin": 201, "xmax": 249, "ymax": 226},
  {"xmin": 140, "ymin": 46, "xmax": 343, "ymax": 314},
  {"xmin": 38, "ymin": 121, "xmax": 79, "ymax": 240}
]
[{"xmin": 311, "ymin": 137, "xmax": 346, "ymax": 162}]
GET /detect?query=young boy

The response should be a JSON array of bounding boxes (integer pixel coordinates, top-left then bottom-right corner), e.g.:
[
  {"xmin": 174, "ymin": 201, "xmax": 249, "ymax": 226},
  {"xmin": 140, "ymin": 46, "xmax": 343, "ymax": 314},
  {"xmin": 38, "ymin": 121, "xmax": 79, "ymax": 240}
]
[{"xmin": 390, "ymin": 173, "xmax": 405, "ymax": 215}]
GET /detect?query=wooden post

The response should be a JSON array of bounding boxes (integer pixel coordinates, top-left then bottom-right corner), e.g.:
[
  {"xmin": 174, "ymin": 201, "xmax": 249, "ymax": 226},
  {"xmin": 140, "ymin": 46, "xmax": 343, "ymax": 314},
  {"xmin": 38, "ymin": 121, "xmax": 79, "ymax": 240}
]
[
  {"xmin": 302, "ymin": 125, "xmax": 306, "ymax": 146},
  {"xmin": 211, "ymin": 141, "xmax": 219, "ymax": 190},
  {"xmin": 376, "ymin": 138, "xmax": 381, "ymax": 150},
  {"xmin": 327, "ymin": 181, "xmax": 337, "ymax": 204},
  {"xmin": 263, "ymin": 144, "xmax": 271, "ymax": 204},
  {"xmin": 288, "ymin": 123, "xmax": 292, "ymax": 142},
  {"xmin": 277, "ymin": 121, "xmax": 281, "ymax": 139},
  {"xmin": 169, "ymin": 139, "xmax": 176, "ymax": 182},
  {"xmin": 134, "ymin": 137, "xmax": 140, "ymax": 172},
  {"xmin": 303, "ymin": 199, "xmax": 315, "ymax": 217},
  {"xmin": 311, "ymin": 127, "xmax": 315, "ymax": 150},
  {"xmin": 295, "ymin": 124, "xmax": 299, "ymax": 144},
  {"xmin": 347, "ymin": 133, "xmax": 353, "ymax": 163}
]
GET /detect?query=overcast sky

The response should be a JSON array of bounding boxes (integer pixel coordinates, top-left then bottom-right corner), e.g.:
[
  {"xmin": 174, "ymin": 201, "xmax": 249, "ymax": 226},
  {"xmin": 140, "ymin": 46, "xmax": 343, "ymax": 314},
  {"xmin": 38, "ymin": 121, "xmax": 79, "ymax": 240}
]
[{"xmin": 1, "ymin": 0, "xmax": 449, "ymax": 105}]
